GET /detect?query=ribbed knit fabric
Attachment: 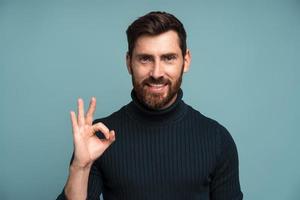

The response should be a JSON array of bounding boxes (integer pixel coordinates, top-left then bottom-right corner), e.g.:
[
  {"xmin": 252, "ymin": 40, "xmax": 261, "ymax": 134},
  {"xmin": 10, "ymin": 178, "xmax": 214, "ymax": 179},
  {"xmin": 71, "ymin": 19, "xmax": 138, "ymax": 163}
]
[{"xmin": 57, "ymin": 89, "xmax": 243, "ymax": 200}]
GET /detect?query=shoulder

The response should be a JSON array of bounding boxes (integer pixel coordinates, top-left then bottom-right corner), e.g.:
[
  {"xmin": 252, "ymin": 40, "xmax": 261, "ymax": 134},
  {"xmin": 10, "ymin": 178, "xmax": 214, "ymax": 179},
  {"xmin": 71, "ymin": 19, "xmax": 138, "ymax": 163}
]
[
  {"xmin": 184, "ymin": 103, "xmax": 240, "ymax": 172},
  {"xmin": 92, "ymin": 105, "xmax": 127, "ymax": 127},
  {"xmin": 185, "ymin": 104, "xmax": 225, "ymax": 130},
  {"xmin": 185, "ymin": 103, "xmax": 237, "ymax": 149}
]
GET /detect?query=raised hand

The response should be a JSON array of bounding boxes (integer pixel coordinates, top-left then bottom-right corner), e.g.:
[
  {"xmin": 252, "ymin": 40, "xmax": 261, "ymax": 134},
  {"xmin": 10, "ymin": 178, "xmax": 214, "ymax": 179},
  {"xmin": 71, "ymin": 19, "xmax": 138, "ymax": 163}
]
[{"xmin": 70, "ymin": 97, "xmax": 115, "ymax": 169}]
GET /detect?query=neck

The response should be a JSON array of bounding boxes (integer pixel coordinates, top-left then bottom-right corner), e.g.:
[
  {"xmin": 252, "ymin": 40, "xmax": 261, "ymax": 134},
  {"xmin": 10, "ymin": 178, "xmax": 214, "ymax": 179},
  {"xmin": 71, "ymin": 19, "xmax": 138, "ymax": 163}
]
[{"xmin": 125, "ymin": 88, "xmax": 187, "ymax": 125}]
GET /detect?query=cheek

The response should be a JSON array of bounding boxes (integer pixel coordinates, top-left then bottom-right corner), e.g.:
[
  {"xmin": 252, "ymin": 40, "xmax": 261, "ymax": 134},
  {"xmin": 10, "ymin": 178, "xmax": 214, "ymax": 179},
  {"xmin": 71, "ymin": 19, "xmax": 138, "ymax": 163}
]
[
  {"xmin": 131, "ymin": 65, "xmax": 150, "ymax": 81},
  {"xmin": 164, "ymin": 65, "xmax": 183, "ymax": 79}
]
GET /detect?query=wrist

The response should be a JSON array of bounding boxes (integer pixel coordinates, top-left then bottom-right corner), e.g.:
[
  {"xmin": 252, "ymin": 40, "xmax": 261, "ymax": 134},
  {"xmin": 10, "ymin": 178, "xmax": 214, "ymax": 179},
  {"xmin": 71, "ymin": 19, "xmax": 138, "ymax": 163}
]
[{"xmin": 70, "ymin": 161, "xmax": 92, "ymax": 172}]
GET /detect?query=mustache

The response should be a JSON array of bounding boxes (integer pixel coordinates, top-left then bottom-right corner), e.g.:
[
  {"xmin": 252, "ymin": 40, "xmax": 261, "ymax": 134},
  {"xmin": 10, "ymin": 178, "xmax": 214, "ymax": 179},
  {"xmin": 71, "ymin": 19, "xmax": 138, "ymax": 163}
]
[{"xmin": 142, "ymin": 76, "xmax": 171, "ymax": 85}]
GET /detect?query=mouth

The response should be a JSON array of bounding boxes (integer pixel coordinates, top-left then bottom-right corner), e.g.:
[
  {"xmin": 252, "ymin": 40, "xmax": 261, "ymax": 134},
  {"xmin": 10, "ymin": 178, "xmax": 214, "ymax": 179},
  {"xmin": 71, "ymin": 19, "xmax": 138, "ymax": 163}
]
[{"xmin": 146, "ymin": 83, "xmax": 168, "ymax": 92}]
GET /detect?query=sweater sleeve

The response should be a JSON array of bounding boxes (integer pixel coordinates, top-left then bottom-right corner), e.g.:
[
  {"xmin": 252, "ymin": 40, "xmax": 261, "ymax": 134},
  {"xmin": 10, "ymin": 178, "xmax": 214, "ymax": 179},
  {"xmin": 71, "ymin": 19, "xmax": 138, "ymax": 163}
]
[
  {"xmin": 210, "ymin": 125, "xmax": 243, "ymax": 200},
  {"xmin": 56, "ymin": 155, "xmax": 103, "ymax": 200}
]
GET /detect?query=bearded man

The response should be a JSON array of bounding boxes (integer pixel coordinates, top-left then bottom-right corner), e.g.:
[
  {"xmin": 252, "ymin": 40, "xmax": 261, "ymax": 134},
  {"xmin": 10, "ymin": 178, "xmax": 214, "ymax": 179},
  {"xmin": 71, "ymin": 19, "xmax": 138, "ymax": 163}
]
[{"xmin": 57, "ymin": 11, "xmax": 243, "ymax": 200}]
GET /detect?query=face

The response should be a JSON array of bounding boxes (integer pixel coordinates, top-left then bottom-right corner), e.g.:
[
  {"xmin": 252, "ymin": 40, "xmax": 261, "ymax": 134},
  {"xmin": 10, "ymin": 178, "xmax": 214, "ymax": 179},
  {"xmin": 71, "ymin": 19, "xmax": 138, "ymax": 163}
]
[{"xmin": 126, "ymin": 30, "xmax": 191, "ymax": 110}]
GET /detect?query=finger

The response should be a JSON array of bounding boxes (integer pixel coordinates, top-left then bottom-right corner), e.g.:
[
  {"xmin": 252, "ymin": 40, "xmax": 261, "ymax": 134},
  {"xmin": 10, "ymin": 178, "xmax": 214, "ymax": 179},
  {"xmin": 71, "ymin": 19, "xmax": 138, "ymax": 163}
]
[
  {"xmin": 77, "ymin": 98, "xmax": 85, "ymax": 126},
  {"xmin": 101, "ymin": 130, "xmax": 116, "ymax": 146},
  {"xmin": 85, "ymin": 97, "xmax": 96, "ymax": 125},
  {"xmin": 92, "ymin": 122, "xmax": 110, "ymax": 139},
  {"xmin": 109, "ymin": 130, "xmax": 116, "ymax": 142},
  {"xmin": 70, "ymin": 111, "xmax": 78, "ymax": 133}
]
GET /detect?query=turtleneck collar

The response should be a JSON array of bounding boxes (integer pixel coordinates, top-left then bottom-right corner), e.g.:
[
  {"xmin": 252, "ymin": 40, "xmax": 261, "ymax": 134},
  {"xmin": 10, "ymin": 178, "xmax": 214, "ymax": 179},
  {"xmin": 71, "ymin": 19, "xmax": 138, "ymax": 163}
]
[{"xmin": 125, "ymin": 88, "xmax": 188, "ymax": 125}]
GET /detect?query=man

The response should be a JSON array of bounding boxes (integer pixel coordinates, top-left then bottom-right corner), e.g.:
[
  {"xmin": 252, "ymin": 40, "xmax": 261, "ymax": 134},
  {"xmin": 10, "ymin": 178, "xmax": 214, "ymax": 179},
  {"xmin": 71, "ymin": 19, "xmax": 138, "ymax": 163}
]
[{"xmin": 57, "ymin": 11, "xmax": 243, "ymax": 200}]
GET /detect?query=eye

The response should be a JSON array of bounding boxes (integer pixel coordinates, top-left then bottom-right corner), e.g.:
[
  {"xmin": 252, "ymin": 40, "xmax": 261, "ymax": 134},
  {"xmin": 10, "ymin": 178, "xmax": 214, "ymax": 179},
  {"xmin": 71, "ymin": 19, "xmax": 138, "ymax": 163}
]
[
  {"xmin": 139, "ymin": 56, "xmax": 152, "ymax": 63},
  {"xmin": 163, "ymin": 55, "xmax": 177, "ymax": 62}
]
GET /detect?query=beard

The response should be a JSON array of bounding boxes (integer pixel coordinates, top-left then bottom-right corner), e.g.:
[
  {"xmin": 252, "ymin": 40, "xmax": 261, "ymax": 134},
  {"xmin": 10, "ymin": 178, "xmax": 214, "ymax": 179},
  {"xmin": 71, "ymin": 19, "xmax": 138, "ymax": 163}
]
[{"xmin": 131, "ymin": 66, "xmax": 184, "ymax": 110}]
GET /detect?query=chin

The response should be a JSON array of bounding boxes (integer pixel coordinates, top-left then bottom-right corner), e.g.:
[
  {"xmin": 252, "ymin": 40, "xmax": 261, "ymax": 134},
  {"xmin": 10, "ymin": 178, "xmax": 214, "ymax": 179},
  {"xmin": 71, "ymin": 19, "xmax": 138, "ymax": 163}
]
[{"xmin": 144, "ymin": 91, "xmax": 174, "ymax": 110}]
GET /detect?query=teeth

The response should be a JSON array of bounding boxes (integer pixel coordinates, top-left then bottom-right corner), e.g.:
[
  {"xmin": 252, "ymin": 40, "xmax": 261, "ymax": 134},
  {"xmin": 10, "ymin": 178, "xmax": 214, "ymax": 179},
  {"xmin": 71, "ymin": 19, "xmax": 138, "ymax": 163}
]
[{"xmin": 149, "ymin": 84, "xmax": 164, "ymax": 87}]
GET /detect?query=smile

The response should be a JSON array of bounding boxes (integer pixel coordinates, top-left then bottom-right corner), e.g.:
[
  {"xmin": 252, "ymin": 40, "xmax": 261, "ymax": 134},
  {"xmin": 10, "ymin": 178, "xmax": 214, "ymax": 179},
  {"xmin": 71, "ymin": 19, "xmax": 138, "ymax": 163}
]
[{"xmin": 146, "ymin": 83, "xmax": 168, "ymax": 92}]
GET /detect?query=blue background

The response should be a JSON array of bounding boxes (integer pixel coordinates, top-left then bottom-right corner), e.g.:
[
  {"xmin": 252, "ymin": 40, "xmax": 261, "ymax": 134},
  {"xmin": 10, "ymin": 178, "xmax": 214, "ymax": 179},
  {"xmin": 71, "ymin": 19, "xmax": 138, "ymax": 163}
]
[{"xmin": 1, "ymin": 0, "xmax": 299, "ymax": 199}]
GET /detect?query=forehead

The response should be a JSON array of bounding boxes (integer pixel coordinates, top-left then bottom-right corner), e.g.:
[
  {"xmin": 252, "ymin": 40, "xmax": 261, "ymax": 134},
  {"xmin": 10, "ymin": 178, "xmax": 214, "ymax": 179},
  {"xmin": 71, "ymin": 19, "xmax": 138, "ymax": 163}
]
[{"xmin": 133, "ymin": 30, "xmax": 181, "ymax": 55}]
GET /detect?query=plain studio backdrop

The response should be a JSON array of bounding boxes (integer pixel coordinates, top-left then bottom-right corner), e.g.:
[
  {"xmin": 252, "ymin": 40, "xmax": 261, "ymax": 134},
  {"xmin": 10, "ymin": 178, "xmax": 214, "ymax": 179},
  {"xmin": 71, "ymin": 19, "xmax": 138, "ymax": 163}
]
[{"xmin": 0, "ymin": 0, "xmax": 299, "ymax": 199}]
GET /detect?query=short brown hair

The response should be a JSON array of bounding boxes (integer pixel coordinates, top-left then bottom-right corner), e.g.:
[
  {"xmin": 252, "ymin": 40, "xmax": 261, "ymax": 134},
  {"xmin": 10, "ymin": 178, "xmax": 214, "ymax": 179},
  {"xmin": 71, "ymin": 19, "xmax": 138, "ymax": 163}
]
[{"xmin": 126, "ymin": 11, "xmax": 187, "ymax": 57}]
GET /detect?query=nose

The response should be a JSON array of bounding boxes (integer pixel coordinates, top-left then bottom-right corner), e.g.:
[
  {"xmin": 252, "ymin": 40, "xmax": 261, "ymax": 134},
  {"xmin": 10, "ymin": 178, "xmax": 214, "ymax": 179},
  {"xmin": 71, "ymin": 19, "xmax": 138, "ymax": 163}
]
[{"xmin": 150, "ymin": 60, "xmax": 164, "ymax": 79}]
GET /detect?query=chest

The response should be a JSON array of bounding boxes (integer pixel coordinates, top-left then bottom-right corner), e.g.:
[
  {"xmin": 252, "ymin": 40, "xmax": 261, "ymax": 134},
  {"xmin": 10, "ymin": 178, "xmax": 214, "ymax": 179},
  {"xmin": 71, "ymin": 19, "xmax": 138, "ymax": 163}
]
[{"xmin": 98, "ymin": 125, "xmax": 217, "ymax": 193}]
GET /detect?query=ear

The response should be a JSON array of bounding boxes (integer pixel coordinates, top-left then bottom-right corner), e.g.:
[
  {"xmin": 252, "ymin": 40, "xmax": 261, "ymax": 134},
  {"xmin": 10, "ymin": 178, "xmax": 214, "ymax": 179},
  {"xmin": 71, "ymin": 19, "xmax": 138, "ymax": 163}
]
[
  {"xmin": 126, "ymin": 52, "xmax": 132, "ymax": 75},
  {"xmin": 183, "ymin": 49, "xmax": 191, "ymax": 73}
]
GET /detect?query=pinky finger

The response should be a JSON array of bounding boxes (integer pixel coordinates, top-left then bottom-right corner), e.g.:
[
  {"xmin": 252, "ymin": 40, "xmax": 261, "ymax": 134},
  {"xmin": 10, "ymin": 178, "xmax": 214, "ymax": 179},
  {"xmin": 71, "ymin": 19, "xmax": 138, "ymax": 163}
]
[{"xmin": 70, "ymin": 111, "xmax": 78, "ymax": 133}]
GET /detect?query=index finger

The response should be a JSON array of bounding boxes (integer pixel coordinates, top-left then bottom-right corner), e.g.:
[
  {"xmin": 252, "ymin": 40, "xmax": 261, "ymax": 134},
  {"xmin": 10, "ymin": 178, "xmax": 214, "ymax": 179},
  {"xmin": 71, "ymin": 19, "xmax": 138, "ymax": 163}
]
[
  {"xmin": 70, "ymin": 111, "xmax": 78, "ymax": 133},
  {"xmin": 92, "ymin": 122, "xmax": 110, "ymax": 139},
  {"xmin": 85, "ymin": 97, "xmax": 96, "ymax": 125}
]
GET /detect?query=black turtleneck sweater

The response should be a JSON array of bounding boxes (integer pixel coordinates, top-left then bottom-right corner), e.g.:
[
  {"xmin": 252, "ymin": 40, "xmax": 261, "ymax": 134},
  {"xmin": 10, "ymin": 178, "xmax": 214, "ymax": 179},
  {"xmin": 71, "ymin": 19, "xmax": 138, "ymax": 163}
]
[{"xmin": 57, "ymin": 89, "xmax": 243, "ymax": 200}]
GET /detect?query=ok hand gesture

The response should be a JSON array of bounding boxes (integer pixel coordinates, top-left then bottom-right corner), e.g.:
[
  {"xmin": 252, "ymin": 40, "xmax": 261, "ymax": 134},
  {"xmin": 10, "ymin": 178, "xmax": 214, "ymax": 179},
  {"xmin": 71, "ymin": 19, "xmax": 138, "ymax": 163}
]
[{"xmin": 70, "ymin": 97, "xmax": 115, "ymax": 169}]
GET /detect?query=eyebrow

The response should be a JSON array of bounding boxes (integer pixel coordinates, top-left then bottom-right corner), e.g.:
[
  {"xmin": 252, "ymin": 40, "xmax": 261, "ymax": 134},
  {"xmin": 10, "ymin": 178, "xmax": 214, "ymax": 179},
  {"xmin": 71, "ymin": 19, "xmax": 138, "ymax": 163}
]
[
  {"xmin": 135, "ymin": 53, "xmax": 153, "ymax": 58},
  {"xmin": 161, "ymin": 53, "xmax": 178, "ymax": 58},
  {"xmin": 135, "ymin": 53, "xmax": 179, "ymax": 58}
]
